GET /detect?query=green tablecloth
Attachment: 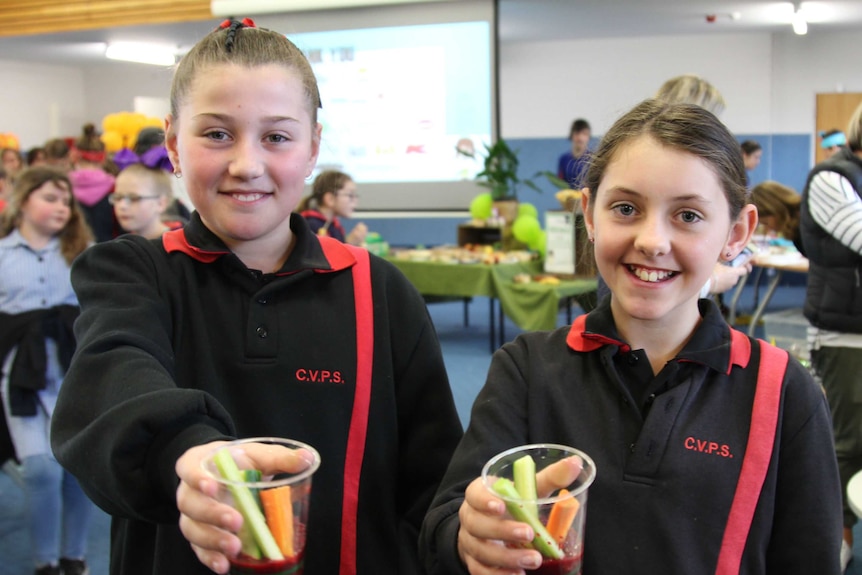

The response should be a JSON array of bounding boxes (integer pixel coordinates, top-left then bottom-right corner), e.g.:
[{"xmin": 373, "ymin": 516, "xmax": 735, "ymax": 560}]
[{"xmin": 387, "ymin": 258, "xmax": 597, "ymax": 331}]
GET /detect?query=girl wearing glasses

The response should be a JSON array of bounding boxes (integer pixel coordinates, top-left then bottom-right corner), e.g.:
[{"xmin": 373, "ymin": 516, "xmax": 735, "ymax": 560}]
[
  {"xmin": 298, "ymin": 170, "xmax": 368, "ymax": 245},
  {"xmin": 111, "ymin": 164, "xmax": 180, "ymax": 239}
]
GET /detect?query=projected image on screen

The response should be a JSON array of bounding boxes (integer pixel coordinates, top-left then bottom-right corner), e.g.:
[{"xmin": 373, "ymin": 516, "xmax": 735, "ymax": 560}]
[{"xmin": 293, "ymin": 21, "xmax": 492, "ymax": 186}]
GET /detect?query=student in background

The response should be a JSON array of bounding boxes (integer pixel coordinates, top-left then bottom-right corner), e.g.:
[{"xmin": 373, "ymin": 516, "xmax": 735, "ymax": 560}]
[
  {"xmin": 68, "ymin": 124, "xmax": 115, "ymax": 242},
  {"xmin": 129, "ymin": 127, "xmax": 193, "ymax": 222},
  {"xmin": 655, "ymin": 73, "xmax": 726, "ymax": 115},
  {"xmin": 26, "ymin": 147, "xmax": 47, "ymax": 167},
  {"xmin": 43, "ymin": 139, "xmax": 71, "ymax": 172},
  {"xmin": 741, "ymin": 140, "xmax": 763, "ymax": 184},
  {"xmin": 111, "ymin": 164, "xmax": 177, "ymax": 239},
  {"xmin": 50, "ymin": 18, "xmax": 462, "ymax": 575},
  {"xmin": 0, "ymin": 167, "xmax": 94, "ymax": 575},
  {"xmin": 801, "ymin": 101, "xmax": 862, "ymax": 573},
  {"xmin": 821, "ymin": 129, "xmax": 847, "ymax": 158},
  {"xmin": 557, "ymin": 118, "xmax": 592, "ymax": 188},
  {"xmin": 421, "ymin": 99, "xmax": 842, "ymax": 575},
  {"xmin": 298, "ymin": 169, "xmax": 368, "ymax": 245},
  {"xmin": 750, "ymin": 180, "xmax": 803, "ymax": 253},
  {"xmin": 2, "ymin": 147, "xmax": 24, "ymax": 183},
  {"xmin": 0, "ymin": 167, "xmax": 7, "ymax": 212}
]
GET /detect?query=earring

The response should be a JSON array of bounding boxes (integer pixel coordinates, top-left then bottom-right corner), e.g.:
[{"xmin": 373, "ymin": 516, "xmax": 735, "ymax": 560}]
[
  {"xmin": 588, "ymin": 235, "xmax": 595, "ymax": 243},
  {"xmin": 726, "ymin": 251, "xmax": 733, "ymax": 258},
  {"xmin": 174, "ymin": 171, "xmax": 182, "ymax": 179}
]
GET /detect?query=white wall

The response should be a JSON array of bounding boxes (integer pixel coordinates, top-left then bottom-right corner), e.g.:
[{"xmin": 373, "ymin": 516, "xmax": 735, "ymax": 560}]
[
  {"xmin": 500, "ymin": 28, "xmax": 859, "ymax": 139},
  {"xmin": 1, "ymin": 25, "xmax": 859, "ymax": 150},
  {"xmin": 0, "ymin": 60, "xmax": 86, "ymax": 148}
]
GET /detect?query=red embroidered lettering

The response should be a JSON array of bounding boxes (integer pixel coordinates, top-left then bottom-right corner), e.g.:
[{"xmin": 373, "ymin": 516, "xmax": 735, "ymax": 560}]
[
  {"xmin": 685, "ymin": 436, "xmax": 734, "ymax": 458},
  {"xmin": 295, "ymin": 368, "xmax": 346, "ymax": 384}
]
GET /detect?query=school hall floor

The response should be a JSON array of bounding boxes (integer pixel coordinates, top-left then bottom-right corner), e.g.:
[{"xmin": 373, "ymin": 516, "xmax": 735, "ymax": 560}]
[{"xmin": 3, "ymin": 283, "xmax": 861, "ymax": 575}]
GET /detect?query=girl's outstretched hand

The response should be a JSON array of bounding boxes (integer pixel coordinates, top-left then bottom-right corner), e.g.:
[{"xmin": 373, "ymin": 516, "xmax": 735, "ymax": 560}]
[
  {"xmin": 457, "ymin": 456, "xmax": 583, "ymax": 575},
  {"xmin": 175, "ymin": 440, "xmax": 316, "ymax": 574},
  {"xmin": 176, "ymin": 441, "xmax": 239, "ymax": 574},
  {"xmin": 458, "ymin": 476, "xmax": 542, "ymax": 575}
]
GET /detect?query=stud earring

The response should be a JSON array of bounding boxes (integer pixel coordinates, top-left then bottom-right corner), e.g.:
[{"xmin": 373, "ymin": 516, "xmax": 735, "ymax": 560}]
[{"xmin": 174, "ymin": 171, "xmax": 182, "ymax": 179}]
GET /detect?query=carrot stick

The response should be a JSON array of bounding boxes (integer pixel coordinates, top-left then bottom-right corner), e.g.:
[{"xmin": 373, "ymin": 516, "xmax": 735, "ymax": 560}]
[
  {"xmin": 545, "ymin": 489, "xmax": 580, "ymax": 544},
  {"xmin": 259, "ymin": 486, "xmax": 295, "ymax": 557}
]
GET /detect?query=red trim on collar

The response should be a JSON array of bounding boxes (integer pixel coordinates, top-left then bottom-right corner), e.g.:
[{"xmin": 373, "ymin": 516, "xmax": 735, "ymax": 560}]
[
  {"xmin": 316, "ymin": 235, "xmax": 357, "ymax": 272},
  {"xmin": 565, "ymin": 314, "xmax": 630, "ymax": 353},
  {"xmin": 161, "ymin": 227, "xmax": 357, "ymax": 272},
  {"xmin": 726, "ymin": 327, "xmax": 752, "ymax": 373},
  {"xmin": 162, "ymin": 228, "xmax": 226, "ymax": 263}
]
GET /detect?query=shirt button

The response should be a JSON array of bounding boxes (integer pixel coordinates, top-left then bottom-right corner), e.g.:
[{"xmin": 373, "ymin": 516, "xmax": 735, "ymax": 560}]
[
  {"xmin": 39, "ymin": 277, "xmax": 45, "ymax": 283},
  {"xmin": 38, "ymin": 256, "xmax": 44, "ymax": 262},
  {"xmin": 627, "ymin": 354, "xmax": 639, "ymax": 365},
  {"xmin": 256, "ymin": 325, "xmax": 268, "ymax": 338},
  {"xmin": 257, "ymin": 298, "xmax": 267, "ymax": 305},
  {"xmin": 629, "ymin": 443, "xmax": 636, "ymax": 453}
]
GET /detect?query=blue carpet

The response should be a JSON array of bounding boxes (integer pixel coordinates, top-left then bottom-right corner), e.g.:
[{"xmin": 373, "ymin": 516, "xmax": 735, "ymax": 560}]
[{"xmin": 4, "ymin": 281, "xmax": 856, "ymax": 574}]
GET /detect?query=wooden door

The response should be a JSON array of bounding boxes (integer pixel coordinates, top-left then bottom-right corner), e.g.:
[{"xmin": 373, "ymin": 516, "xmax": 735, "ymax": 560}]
[{"xmin": 816, "ymin": 93, "xmax": 862, "ymax": 164}]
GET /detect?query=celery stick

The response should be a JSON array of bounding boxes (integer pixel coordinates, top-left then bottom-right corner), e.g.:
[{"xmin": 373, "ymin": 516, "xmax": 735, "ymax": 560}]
[
  {"xmin": 513, "ymin": 455, "xmax": 538, "ymax": 520},
  {"xmin": 492, "ymin": 477, "xmax": 564, "ymax": 560},
  {"xmin": 213, "ymin": 449, "xmax": 284, "ymax": 560},
  {"xmin": 237, "ymin": 470, "xmax": 263, "ymax": 559}
]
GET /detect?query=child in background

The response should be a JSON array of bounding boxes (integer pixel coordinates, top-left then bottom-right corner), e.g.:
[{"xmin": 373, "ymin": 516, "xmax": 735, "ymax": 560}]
[
  {"xmin": 0, "ymin": 167, "xmax": 94, "ymax": 575},
  {"xmin": 420, "ymin": 100, "xmax": 842, "ymax": 574},
  {"xmin": 298, "ymin": 169, "xmax": 368, "ymax": 245},
  {"xmin": 557, "ymin": 118, "xmax": 592, "ymax": 188},
  {"xmin": 50, "ymin": 18, "xmax": 462, "ymax": 575},
  {"xmin": 68, "ymin": 124, "xmax": 115, "ymax": 242},
  {"xmin": 111, "ymin": 164, "xmax": 177, "ymax": 239},
  {"xmin": 750, "ymin": 180, "xmax": 803, "ymax": 253},
  {"xmin": 43, "ymin": 139, "xmax": 72, "ymax": 172},
  {"xmin": 0, "ymin": 166, "xmax": 7, "ymax": 212},
  {"xmin": 2, "ymin": 147, "xmax": 24, "ymax": 184}
]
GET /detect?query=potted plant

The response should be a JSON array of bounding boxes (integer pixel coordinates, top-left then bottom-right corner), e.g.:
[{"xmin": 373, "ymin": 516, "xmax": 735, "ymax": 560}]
[{"xmin": 471, "ymin": 138, "xmax": 543, "ymax": 224}]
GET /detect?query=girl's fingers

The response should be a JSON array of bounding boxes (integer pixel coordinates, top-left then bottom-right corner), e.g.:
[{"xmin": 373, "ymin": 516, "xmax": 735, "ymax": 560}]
[{"xmin": 536, "ymin": 456, "xmax": 582, "ymax": 497}]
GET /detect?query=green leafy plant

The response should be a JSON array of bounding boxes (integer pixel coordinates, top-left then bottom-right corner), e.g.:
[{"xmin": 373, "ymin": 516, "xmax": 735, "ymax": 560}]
[
  {"xmin": 469, "ymin": 139, "xmax": 541, "ymax": 201},
  {"xmin": 460, "ymin": 139, "xmax": 571, "ymax": 201}
]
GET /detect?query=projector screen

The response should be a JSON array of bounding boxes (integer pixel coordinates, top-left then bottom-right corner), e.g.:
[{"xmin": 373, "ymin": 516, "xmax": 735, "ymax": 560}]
[
  {"xmin": 296, "ymin": 22, "xmax": 490, "ymax": 184},
  {"xmin": 258, "ymin": 2, "xmax": 495, "ymax": 211}
]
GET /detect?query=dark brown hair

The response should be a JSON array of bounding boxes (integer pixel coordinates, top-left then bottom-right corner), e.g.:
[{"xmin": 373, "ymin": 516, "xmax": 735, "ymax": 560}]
[{"xmin": 297, "ymin": 170, "xmax": 353, "ymax": 212}]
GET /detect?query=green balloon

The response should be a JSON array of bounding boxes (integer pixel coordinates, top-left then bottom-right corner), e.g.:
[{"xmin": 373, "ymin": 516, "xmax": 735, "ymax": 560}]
[
  {"xmin": 512, "ymin": 215, "xmax": 541, "ymax": 244},
  {"xmin": 529, "ymin": 229, "xmax": 547, "ymax": 256},
  {"xmin": 470, "ymin": 193, "xmax": 494, "ymax": 220},
  {"xmin": 518, "ymin": 202, "xmax": 539, "ymax": 220}
]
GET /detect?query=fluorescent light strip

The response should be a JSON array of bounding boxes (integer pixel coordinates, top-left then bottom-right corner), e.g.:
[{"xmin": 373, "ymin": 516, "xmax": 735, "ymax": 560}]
[{"xmin": 105, "ymin": 43, "xmax": 176, "ymax": 66}]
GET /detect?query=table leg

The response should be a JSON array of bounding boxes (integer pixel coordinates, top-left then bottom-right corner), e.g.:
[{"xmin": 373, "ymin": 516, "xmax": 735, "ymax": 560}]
[
  {"xmin": 747, "ymin": 270, "xmax": 784, "ymax": 337},
  {"xmin": 489, "ymin": 298, "xmax": 496, "ymax": 353},
  {"xmin": 498, "ymin": 298, "xmax": 505, "ymax": 348},
  {"xmin": 727, "ymin": 271, "xmax": 749, "ymax": 325}
]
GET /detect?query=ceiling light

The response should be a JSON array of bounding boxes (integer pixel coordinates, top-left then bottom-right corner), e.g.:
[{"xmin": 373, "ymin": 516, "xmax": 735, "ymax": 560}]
[
  {"xmin": 792, "ymin": 3, "xmax": 808, "ymax": 35},
  {"xmin": 105, "ymin": 42, "xmax": 177, "ymax": 66}
]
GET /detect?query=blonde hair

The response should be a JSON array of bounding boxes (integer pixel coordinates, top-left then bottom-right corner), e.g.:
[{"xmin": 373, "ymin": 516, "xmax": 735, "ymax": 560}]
[
  {"xmin": 1, "ymin": 166, "xmax": 93, "ymax": 264},
  {"xmin": 170, "ymin": 20, "xmax": 321, "ymax": 126},
  {"xmin": 750, "ymin": 180, "xmax": 801, "ymax": 241},
  {"xmin": 117, "ymin": 164, "xmax": 174, "ymax": 200},
  {"xmin": 847, "ymin": 100, "xmax": 862, "ymax": 153},
  {"xmin": 655, "ymin": 75, "xmax": 726, "ymax": 117}
]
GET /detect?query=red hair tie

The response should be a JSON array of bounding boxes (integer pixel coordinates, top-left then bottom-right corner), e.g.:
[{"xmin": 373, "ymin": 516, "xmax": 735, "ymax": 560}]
[{"xmin": 219, "ymin": 17, "xmax": 256, "ymax": 29}]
